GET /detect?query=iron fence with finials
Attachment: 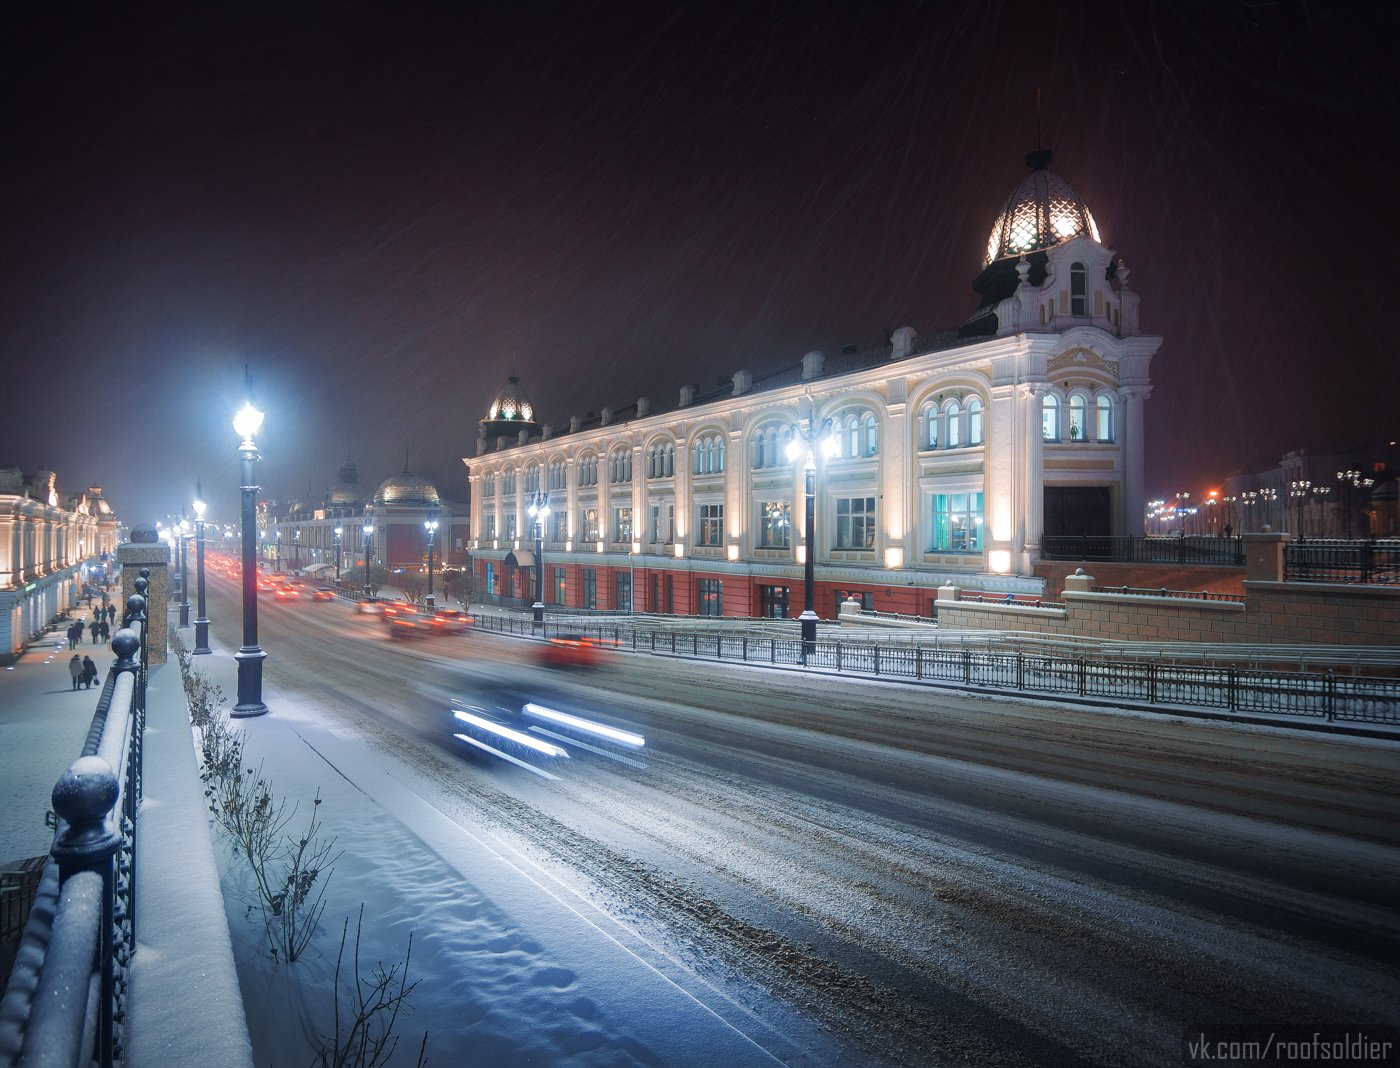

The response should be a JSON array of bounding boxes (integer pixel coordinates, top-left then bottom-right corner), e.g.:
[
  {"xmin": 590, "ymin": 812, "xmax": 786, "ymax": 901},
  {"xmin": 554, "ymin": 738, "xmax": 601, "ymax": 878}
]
[
  {"xmin": 0, "ymin": 596, "xmax": 148, "ymax": 1068},
  {"xmin": 470, "ymin": 611, "xmax": 1400, "ymax": 726}
]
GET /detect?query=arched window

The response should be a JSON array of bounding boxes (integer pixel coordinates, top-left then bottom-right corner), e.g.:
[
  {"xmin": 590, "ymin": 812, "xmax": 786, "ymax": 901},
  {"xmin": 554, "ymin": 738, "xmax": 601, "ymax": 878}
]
[
  {"xmin": 610, "ymin": 448, "xmax": 631, "ymax": 484},
  {"xmin": 844, "ymin": 416, "xmax": 859, "ymax": 458},
  {"xmin": 968, "ymin": 397, "xmax": 984, "ymax": 445},
  {"xmin": 1069, "ymin": 395, "xmax": 1087, "ymax": 441},
  {"xmin": 1042, "ymin": 394, "xmax": 1060, "ymax": 441},
  {"xmin": 548, "ymin": 461, "xmax": 567, "ymax": 491},
  {"xmin": 693, "ymin": 434, "xmax": 724, "ymax": 475},
  {"xmin": 945, "ymin": 399, "xmax": 962, "ymax": 449},
  {"xmin": 578, "ymin": 455, "xmax": 597, "ymax": 487},
  {"xmin": 921, "ymin": 404, "xmax": 938, "ymax": 450},
  {"xmin": 1095, "ymin": 394, "xmax": 1114, "ymax": 442},
  {"xmin": 863, "ymin": 413, "xmax": 878, "ymax": 457},
  {"xmin": 1071, "ymin": 262, "xmax": 1087, "ymax": 316},
  {"xmin": 482, "ymin": 472, "xmax": 495, "ymax": 499},
  {"xmin": 524, "ymin": 464, "xmax": 540, "ymax": 495},
  {"xmin": 646, "ymin": 447, "xmax": 657, "ymax": 479},
  {"xmin": 664, "ymin": 443, "xmax": 674, "ymax": 476},
  {"xmin": 753, "ymin": 424, "xmax": 793, "ymax": 469},
  {"xmin": 502, "ymin": 469, "xmax": 516, "ymax": 496}
]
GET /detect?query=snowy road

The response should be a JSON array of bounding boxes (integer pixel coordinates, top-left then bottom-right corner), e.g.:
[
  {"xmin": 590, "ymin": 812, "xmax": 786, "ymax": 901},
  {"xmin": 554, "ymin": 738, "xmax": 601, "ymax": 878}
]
[{"xmin": 212, "ymin": 580, "xmax": 1400, "ymax": 1066}]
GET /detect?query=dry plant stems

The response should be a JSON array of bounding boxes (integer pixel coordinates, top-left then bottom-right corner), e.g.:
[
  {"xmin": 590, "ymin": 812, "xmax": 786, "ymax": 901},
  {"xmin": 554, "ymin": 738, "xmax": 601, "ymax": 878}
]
[
  {"xmin": 313, "ymin": 906, "xmax": 427, "ymax": 1068},
  {"xmin": 178, "ymin": 641, "xmax": 342, "ymax": 964}
]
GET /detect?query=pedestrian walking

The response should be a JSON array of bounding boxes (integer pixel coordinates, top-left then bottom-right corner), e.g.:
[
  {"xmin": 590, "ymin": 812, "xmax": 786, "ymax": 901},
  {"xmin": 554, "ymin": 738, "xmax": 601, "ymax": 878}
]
[
  {"xmin": 106, "ymin": 603, "xmax": 117, "ymax": 626},
  {"xmin": 81, "ymin": 656, "xmax": 98, "ymax": 690},
  {"xmin": 98, "ymin": 619, "xmax": 110, "ymax": 642},
  {"xmin": 89, "ymin": 618, "xmax": 101, "ymax": 644},
  {"xmin": 68, "ymin": 654, "xmax": 82, "ymax": 690},
  {"xmin": 66, "ymin": 621, "xmax": 80, "ymax": 649}
]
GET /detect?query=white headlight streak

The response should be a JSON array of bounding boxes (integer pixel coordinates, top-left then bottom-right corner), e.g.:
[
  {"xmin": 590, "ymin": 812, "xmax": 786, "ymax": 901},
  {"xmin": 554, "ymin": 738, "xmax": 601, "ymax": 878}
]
[{"xmin": 522, "ymin": 703, "xmax": 645, "ymax": 748}]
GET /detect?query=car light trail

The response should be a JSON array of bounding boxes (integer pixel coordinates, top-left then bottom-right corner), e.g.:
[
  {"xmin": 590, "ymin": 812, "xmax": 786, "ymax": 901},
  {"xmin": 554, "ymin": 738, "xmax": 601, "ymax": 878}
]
[
  {"xmin": 452, "ymin": 734, "xmax": 560, "ymax": 780},
  {"xmin": 522, "ymin": 703, "xmax": 646, "ymax": 748},
  {"xmin": 528, "ymin": 726, "xmax": 648, "ymax": 769},
  {"xmin": 452, "ymin": 708, "xmax": 570, "ymax": 758}
]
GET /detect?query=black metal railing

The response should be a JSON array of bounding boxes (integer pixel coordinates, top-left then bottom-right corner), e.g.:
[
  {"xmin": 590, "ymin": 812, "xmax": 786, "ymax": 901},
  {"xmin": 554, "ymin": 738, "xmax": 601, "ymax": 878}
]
[
  {"xmin": 470, "ymin": 612, "xmax": 1400, "ymax": 726},
  {"xmin": 1042, "ymin": 535, "xmax": 1245, "ymax": 566},
  {"xmin": 0, "ymin": 590, "xmax": 148, "ymax": 1068},
  {"xmin": 1090, "ymin": 586, "xmax": 1246, "ymax": 603},
  {"xmin": 1284, "ymin": 538, "xmax": 1400, "ymax": 585}
]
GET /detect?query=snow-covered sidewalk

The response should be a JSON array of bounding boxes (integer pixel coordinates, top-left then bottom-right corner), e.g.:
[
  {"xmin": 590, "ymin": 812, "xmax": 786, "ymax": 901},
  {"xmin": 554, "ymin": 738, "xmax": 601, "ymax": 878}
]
[{"xmin": 162, "ymin": 613, "xmax": 807, "ymax": 1066}]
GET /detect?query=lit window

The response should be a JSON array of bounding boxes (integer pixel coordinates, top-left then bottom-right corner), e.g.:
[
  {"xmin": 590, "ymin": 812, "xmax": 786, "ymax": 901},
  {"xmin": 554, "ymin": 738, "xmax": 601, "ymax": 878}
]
[
  {"xmin": 945, "ymin": 399, "xmax": 962, "ymax": 448},
  {"xmin": 1042, "ymin": 394, "xmax": 1060, "ymax": 441},
  {"xmin": 1069, "ymin": 395, "xmax": 1087, "ymax": 441},
  {"xmin": 758, "ymin": 501, "xmax": 791, "ymax": 548},
  {"xmin": 698, "ymin": 503, "xmax": 724, "ymax": 546},
  {"xmin": 835, "ymin": 497, "xmax": 876, "ymax": 549},
  {"xmin": 1095, "ymin": 395, "xmax": 1114, "ymax": 442},
  {"xmin": 931, "ymin": 492, "xmax": 984, "ymax": 552},
  {"xmin": 1070, "ymin": 262, "xmax": 1087, "ymax": 316},
  {"xmin": 968, "ymin": 398, "xmax": 984, "ymax": 445}
]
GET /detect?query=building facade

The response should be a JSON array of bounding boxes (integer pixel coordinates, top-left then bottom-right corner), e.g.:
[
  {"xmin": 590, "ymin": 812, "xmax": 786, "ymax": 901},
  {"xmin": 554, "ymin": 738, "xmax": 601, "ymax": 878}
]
[
  {"xmin": 0, "ymin": 469, "xmax": 120, "ymax": 662},
  {"xmin": 466, "ymin": 151, "xmax": 1160, "ymax": 618}
]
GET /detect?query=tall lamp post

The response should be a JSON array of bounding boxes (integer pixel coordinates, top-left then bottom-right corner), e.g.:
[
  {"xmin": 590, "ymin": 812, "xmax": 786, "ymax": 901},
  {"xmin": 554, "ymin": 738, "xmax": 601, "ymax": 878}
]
[
  {"xmin": 293, "ymin": 529, "xmax": 301, "ymax": 572},
  {"xmin": 178, "ymin": 517, "xmax": 192, "ymax": 627},
  {"xmin": 1311, "ymin": 485, "xmax": 1332, "ymax": 538},
  {"xmin": 232, "ymin": 396, "xmax": 268, "ymax": 717},
  {"xmin": 362, "ymin": 516, "xmax": 375, "ymax": 599},
  {"xmin": 333, "ymin": 525, "xmax": 343, "ymax": 585},
  {"xmin": 424, "ymin": 514, "xmax": 439, "ymax": 608},
  {"xmin": 527, "ymin": 490, "xmax": 550, "ymax": 628},
  {"xmin": 786, "ymin": 412, "xmax": 838, "ymax": 663},
  {"xmin": 193, "ymin": 488, "xmax": 211, "ymax": 654}
]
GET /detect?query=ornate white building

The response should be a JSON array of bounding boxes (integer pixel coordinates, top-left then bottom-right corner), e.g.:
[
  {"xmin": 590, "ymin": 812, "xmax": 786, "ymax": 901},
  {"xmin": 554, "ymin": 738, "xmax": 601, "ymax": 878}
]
[
  {"xmin": 0, "ymin": 469, "xmax": 120, "ymax": 661},
  {"xmin": 466, "ymin": 150, "xmax": 1160, "ymax": 618}
]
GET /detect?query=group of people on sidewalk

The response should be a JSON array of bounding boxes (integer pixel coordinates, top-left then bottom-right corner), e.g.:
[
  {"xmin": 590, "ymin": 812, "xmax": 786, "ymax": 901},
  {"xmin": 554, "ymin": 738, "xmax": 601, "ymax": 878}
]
[
  {"xmin": 67, "ymin": 653, "xmax": 100, "ymax": 690},
  {"xmin": 65, "ymin": 602, "xmax": 117, "ymax": 649}
]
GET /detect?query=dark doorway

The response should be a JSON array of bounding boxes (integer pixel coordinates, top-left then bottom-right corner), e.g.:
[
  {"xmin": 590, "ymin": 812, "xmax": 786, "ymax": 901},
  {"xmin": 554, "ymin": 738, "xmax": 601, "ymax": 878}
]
[{"xmin": 1043, "ymin": 486, "xmax": 1112, "ymax": 538}]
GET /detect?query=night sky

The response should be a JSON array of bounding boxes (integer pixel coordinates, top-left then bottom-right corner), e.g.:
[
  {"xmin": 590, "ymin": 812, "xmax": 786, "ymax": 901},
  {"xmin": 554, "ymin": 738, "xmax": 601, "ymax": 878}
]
[{"xmin": 3, "ymin": 2, "xmax": 1394, "ymax": 528}]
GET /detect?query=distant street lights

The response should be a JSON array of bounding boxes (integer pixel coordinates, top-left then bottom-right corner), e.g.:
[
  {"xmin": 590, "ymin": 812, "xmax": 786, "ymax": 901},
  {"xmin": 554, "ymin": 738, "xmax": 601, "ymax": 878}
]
[
  {"xmin": 362, "ymin": 516, "xmax": 375, "ymax": 598},
  {"xmin": 527, "ymin": 490, "xmax": 550, "ymax": 629},
  {"xmin": 1336, "ymin": 469, "xmax": 1374, "ymax": 538},
  {"xmin": 786, "ymin": 412, "xmax": 839, "ymax": 663},
  {"xmin": 1289, "ymin": 480, "xmax": 1312, "ymax": 537},
  {"xmin": 232, "ymin": 392, "xmax": 268, "ymax": 717},
  {"xmin": 424, "ymin": 514, "xmax": 439, "ymax": 608},
  {"xmin": 193, "ymin": 489, "xmax": 211, "ymax": 654},
  {"xmin": 333, "ymin": 525, "xmax": 343, "ymax": 585},
  {"xmin": 1311, "ymin": 485, "xmax": 1332, "ymax": 538}
]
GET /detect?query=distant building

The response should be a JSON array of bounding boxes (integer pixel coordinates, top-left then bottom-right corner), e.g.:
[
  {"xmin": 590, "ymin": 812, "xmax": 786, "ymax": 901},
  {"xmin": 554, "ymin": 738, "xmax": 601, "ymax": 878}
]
[
  {"xmin": 1216, "ymin": 445, "xmax": 1399, "ymax": 538},
  {"xmin": 0, "ymin": 468, "xmax": 120, "ymax": 662},
  {"xmin": 265, "ymin": 461, "xmax": 469, "ymax": 597},
  {"xmin": 466, "ymin": 149, "xmax": 1160, "ymax": 617}
]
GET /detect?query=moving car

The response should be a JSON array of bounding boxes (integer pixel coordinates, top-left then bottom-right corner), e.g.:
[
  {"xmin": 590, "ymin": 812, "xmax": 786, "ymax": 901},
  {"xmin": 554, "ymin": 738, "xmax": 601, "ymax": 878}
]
[
  {"xmin": 387, "ymin": 608, "xmax": 471, "ymax": 638},
  {"xmin": 536, "ymin": 634, "xmax": 606, "ymax": 669},
  {"xmin": 312, "ymin": 588, "xmax": 335, "ymax": 601},
  {"xmin": 274, "ymin": 586, "xmax": 302, "ymax": 601}
]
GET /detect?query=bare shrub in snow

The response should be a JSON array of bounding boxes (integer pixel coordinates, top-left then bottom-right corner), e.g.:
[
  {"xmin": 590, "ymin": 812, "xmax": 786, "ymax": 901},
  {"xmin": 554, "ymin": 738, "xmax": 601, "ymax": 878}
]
[{"xmin": 313, "ymin": 906, "xmax": 426, "ymax": 1068}]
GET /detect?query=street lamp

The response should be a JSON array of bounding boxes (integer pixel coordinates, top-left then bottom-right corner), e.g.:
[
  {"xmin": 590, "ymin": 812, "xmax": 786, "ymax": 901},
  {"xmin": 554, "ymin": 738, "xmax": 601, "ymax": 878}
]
[
  {"xmin": 424, "ymin": 514, "xmax": 439, "ymax": 608},
  {"xmin": 1311, "ymin": 485, "xmax": 1332, "ymax": 538},
  {"xmin": 193, "ymin": 488, "xmax": 211, "ymax": 654},
  {"xmin": 1289, "ymin": 480, "xmax": 1312, "ymax": 537},
  {"xmin": 333, "ymin": 525, "xmax": 343, "ymax": 585},
  {"xmin": 527, "ymin": 490, "xmax": 550, "ymax": 628},
  {"xmin": 362, "ymin": 516, "xmax": 375, "ymax": 598},
  {"xmin": 232, "ymin": 394, "xmax": 268, "ymax": 717},
  {"xmin": 293, "ymin": 528, "xmax": 301, "ymax": 571},
  {"xmin": 786, "ymin": 412, "xmax": 839, "ymax": 663},
  {"xmin": 178, "ymin": 517, "xmax": 192, "ymax": 627}
]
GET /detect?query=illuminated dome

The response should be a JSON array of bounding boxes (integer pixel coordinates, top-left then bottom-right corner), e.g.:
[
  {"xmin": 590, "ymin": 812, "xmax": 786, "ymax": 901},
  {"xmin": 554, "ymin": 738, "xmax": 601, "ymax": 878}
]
[
  {"xmin": 984, "ymin": 149, "xmax": 1101, "ymax": 266},
  {"xmin": 328, "ymin": 459, "xmax": 361, "ymax": 506},
  {"xmin": 374, "ymin": 470, "xmax": 440, "ymax": 507},
  {"xmin": 487, "ymin": 376, "xmax": 535, "ymax": 424}
]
